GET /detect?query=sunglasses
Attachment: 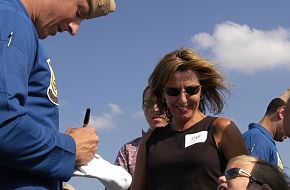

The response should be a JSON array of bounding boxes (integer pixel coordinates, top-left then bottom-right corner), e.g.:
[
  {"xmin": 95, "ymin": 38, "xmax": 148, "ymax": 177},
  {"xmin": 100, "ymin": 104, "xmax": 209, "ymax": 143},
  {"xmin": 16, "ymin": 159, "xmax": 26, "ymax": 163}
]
[
  {"xmin": 224, "ymin": 168, "xmax": 264, "ymax": 186},
  {"xmin": 142, "ymin": 99, "xmax": 156, "ymax": 109},
  {"xmin": 163, "ymin": 86, "xmax": 201, "ymax": 97}
]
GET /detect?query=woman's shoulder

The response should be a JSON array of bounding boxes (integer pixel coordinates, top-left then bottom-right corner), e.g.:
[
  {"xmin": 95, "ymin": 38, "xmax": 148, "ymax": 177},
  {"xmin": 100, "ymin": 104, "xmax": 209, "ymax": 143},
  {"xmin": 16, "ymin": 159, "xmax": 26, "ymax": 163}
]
[
  {"xmin": 213, "ymin": 117, "xmax": 233, "ymax": 126},
  {"xmin": 212, "ymin": 117, "xmax": 237, "ymax": 133}
]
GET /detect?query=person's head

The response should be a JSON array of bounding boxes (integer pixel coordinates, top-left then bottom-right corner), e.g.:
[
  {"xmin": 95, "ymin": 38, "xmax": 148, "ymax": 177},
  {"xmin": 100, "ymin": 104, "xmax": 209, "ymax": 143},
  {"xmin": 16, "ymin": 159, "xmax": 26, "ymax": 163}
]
[
  {"xmin": 142, "ymin": 85, "xmax": 168, "ymax": 129},
  {"xmin": 21, "ymin": 0, "xmax": 116, "ymax": 39},
  {"xmin": 148, "ymin": 48, "xmax": 228, "ymax": 126},
  {"xmin": 264, "ymin": 98, "xmax": 287, "ymax": 142},
  {"xmin": 284, "ymin": 100, "xmax": 290, "ymax": 137},
  {"xmin": 217, "ymin": 155, "xmax": 290, "ymax": 190},
  {"xmin": 279, "ymin": 88, "xmax": 290, "ymax": 137}
]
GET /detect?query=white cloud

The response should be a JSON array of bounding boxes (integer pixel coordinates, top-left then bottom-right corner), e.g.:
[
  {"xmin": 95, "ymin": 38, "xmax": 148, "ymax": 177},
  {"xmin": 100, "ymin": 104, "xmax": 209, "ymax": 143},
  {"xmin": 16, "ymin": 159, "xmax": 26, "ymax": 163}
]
[
  {"xmin": 191, "ymin": 21, "xmax": 290, "ymax": 74},
  {"xmin": 109, "ymin": 103, "xmax": 123, "ymax": 114},
  {"xmin": 131, "ymin": 110, "xmax": 144, "ymax": 119},
  {"xmin": 90, "ymin": 103, "xmax": 123, "ymax": 129}
]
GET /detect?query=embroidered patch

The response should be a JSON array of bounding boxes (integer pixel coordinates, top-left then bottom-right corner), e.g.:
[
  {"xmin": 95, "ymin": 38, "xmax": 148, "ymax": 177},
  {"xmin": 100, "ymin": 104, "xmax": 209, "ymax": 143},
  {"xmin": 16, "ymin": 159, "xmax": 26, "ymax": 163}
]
[
  {"xmin": 46, "ymin": 59, "xmax": 59, "ymax": 105},
  {"xmin": 277, "ymin": 152, "xmax": 284, "ymax": 170},
  {"xmin": 249, "ymin": 144, "xmax": 256, "ymax": 153},
  {"xmin": 185, "ymin": 131, "xmax": 208, "ymax": 148}
]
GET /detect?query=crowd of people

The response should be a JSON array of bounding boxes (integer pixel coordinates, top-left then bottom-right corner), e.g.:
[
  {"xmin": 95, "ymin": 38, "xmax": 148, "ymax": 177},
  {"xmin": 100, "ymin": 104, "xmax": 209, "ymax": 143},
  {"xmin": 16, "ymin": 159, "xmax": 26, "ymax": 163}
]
[{"xmin": 1, "ymin": 0, "xmax": 290, "ymax": 190}]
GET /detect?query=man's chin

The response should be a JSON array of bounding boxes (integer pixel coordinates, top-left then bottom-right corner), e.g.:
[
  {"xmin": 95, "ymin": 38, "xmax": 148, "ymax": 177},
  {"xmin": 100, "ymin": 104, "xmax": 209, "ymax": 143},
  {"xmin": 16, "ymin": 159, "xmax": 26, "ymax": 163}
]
[
  {"xmin": 38, "ymin": 33, "xmax": 48, "ymax": 39},
  {"xmin": 37, "ymin": 31, "xmax": 52, "ymax": 39},
  {"xmin": 152, "ymin": 122, "xmax": 167, "ymax": 128}
]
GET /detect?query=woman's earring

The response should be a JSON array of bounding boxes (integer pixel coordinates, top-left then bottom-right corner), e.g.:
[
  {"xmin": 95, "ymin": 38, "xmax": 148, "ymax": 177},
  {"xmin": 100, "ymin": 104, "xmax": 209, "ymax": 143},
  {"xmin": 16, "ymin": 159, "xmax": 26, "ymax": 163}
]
[
  {"xmin": 200, "ymin": 95, "xmax": 204, "ymax": 100},
  {"xmin": 162, "ymin": 98, "xmax": 166, "ymax": 102}
]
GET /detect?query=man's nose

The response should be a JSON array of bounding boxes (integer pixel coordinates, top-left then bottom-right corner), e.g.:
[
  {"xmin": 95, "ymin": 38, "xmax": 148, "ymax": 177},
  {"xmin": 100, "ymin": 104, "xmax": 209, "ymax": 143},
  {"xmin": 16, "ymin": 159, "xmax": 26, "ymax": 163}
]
[{"xmin": 68, "ymin": 18, "xmax": 81, "ymax": 35}]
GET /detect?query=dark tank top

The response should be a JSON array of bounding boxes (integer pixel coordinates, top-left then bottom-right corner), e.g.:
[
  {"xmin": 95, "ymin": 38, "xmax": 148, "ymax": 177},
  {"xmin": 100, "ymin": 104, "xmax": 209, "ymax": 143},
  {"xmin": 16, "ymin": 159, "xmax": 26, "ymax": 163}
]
[{"xmin": 146, "ymin": 116, "xmax": 226, "ymax": 190}]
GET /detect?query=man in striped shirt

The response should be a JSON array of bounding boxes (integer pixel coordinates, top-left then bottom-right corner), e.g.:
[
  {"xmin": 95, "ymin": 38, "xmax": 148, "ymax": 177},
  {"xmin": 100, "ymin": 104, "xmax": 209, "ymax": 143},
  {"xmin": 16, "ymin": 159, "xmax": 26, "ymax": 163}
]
[{"xmin": 114, "ymin": 86, "xmax": 168, "ymax": 176}]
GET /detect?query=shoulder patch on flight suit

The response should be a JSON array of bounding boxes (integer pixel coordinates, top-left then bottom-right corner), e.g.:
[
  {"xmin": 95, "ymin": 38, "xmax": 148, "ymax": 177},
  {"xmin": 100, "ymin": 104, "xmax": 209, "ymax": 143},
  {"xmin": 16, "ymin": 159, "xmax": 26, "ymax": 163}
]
[{"xmin": 46, "ymin": 59, "xmax": 59, "ymax": 105}]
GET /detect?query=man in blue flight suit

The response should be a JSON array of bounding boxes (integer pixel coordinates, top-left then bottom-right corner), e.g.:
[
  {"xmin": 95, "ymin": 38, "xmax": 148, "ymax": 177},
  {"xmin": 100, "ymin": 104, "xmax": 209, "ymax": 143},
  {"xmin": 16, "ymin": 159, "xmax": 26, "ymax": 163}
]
[{"xmin": 0, "ymin": 0, "xmax": 116, "ymax": 189}]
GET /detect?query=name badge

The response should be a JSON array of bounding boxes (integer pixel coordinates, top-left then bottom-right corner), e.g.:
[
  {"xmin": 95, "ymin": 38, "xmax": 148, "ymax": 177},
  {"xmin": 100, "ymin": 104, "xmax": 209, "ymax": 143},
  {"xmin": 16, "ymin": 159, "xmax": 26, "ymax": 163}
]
[{"xmin": 185, "ymin": 131, "xmax": 208, "ymax": 148}]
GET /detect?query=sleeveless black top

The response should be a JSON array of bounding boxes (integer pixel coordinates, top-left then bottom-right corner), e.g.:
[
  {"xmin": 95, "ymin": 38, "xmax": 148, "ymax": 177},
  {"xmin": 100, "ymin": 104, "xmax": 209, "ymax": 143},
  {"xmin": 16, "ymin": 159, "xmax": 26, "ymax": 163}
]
[{"xmin": 146, "ymin": 116, "xmax": 226, "ymax": 190}]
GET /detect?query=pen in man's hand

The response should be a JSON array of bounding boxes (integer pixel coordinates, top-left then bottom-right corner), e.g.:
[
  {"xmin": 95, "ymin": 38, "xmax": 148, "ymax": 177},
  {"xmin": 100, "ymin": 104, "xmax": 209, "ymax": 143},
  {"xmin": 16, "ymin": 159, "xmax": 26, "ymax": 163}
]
[{"xmin": 83, "ymin": 108, "xmax": 91, "ymax": 127}]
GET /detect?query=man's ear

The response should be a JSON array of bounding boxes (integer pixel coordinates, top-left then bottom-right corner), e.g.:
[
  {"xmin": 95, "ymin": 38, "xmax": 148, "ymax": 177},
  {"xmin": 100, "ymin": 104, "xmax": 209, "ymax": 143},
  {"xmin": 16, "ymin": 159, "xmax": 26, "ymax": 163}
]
[
  {"xmin": 261, "ymin": 184, "xmax": 272, "ymax": 190},
  {"xmin": 278, "ymin": 106, "xmax": 286, "ymax": 119}
]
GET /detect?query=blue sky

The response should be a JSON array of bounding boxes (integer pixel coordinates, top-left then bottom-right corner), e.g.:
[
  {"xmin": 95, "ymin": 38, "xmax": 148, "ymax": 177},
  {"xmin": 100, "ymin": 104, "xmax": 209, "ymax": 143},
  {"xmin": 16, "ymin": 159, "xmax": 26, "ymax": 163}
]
[{"xmin": 43, "ymin": 0, "xmax": 290, "ymax": 189}]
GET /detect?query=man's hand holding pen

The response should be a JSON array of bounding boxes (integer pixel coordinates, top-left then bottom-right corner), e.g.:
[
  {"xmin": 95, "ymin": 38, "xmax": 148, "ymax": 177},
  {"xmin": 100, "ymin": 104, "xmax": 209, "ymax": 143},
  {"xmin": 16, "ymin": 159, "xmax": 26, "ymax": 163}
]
[{"xmin": 66, "ymin": 108, "xmax": 99, "ymax": 165}]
